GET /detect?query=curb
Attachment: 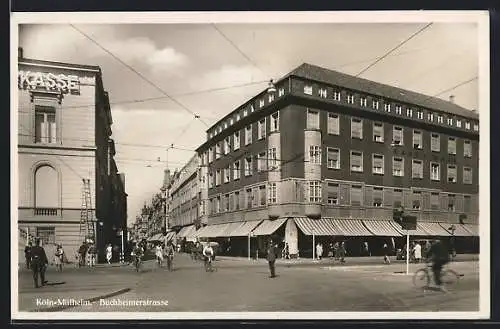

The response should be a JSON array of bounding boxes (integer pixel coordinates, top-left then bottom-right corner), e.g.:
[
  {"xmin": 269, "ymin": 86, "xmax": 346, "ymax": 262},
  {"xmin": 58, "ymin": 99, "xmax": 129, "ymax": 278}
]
[{"xmin": 30, "ymin": 287, "xmax": 132, "ymax": 312}]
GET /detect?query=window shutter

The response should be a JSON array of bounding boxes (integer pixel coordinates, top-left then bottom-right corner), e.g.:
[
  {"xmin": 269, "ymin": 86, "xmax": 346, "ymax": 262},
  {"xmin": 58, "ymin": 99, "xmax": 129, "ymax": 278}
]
[
  {"xmin": 351, "ymin": 153, "xmax": 362, "ymax": 167},
  {"xmin": 373, "ymin": 188, "xmax": 383, "ymax": 204},
  {"xmin": 384, "ymin": 189, "xmax": 393, "ymax": 207},
  {"xmin": 373, "ymin": 155, "xmax": 383, "ymax": 168}
]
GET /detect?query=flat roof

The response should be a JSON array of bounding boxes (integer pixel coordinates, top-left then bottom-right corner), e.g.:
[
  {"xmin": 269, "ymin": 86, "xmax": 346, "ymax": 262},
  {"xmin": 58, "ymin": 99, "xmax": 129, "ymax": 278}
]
[{"xmin": 18, "ymin": 57, "xmax": 102, "ymax": 73}]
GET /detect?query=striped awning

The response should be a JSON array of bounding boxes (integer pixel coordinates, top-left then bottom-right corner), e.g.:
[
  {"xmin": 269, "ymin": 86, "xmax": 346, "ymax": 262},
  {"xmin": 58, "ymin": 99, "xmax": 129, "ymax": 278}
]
[
  {"xmin": 228, "ymin": 220, "xmax": 263, "ymax": 237},
  {"xmin": 331, "ymin": 219, "xmax": 374, "ymax": 236},
  {"xmin": 219, "ymin": 222, "xmax": 247, "ymax": 237},
  {"xmin": 463, "ymin": 224, "xmax": 479, "ymax": 236},
  {"xmin": 164, "ymin": 231, "xmax": 176, "ymax": 242},
  {"xmin": 177, "ymin": 225, "xmax": 196, "ymax": 238},
  {"xmin": 252, "ymin": 218, "xmax": 288, "ymax": 236},
  {"xmin": 438, "ymin": 223, "xmax": 473, "ymax": 237},
  {"xmin": 195, "ymin": 223, "xmax": 231, "ymax": 238},
  {"xmin": 418, "ymin": 222, "xmax": 452, "ymax": 236},
  {"xmin": 389, "ymin": 221, "xmax": 430, "ymax": 236},
  {"xmin": 362, "ymin": 220, "xmax": 403, "ymax": 237},
  {"xmin": 293, "ymin": 217, "xmax": 343, "ymax": 236}
]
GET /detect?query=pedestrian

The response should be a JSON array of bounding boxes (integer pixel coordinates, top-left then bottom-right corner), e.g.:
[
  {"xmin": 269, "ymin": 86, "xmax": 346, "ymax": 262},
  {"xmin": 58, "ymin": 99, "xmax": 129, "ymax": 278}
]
[
  {"xmin": 155, "ymin": 243, "xmax": 164, "ymax": 267},
  {"xmin": 78, "ymin": 242, "xmax": 87, "ymax": 268},
  {"xmin": 316, "ymin": 242, "xmax": 323, "ymax": 260},
  {"xmin": 413, "ymin": 241, "xmax": 422, "ymax": 263},
  {"xmin": 339, "ymin": 242, "xmax": 346, "ymax": 264},
  {"xmin": 284, "ymin": 242, "xmax": 290, "ymax": 260},
  {"xmin": 328, "ymin": 243, "xmax": 334, "ymax": 258},
  {"xmin": 165, "ymin": 242, "xmax": 175, "ymax": 271},
  {"xmin": 106, "ymin": 243, "xmax": 113, "ymax": 264},
  {"xmin": 30, "ymin": 238, "xmax": 48, "ymax": 288},
  {"xmin": 24, "ymin": 242, "xmax": 32, "ymax": 269},
  {"xmin": 267, "ymin": 239, "xmax": 278, "ymax": 278},
  {"xmin": 88, "ymin": 243, "xmax": 96, "ymax": 267},
  {"xmin": 334, "ymin": 242, "xmax": 339, "ymax": 261},
  {"xmin": 54, "ymin": 243, "xmax": 64, "ymax": 272},
  {"xmin": 383, "ymin": 243, "xmax": 390, "ymax": 264}
]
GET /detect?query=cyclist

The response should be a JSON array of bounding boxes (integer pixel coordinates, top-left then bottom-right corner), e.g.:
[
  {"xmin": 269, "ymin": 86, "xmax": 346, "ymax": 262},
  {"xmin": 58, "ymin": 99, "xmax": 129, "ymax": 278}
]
[
  {"xmin": 426, "ymin": 239, "xmax": 450, "ymax": 292},
  {"xmin": 202, "ymin": 243, "xmax": 215, "ymax": 271},
  {"xmin": 164, "ymin": 242, "xmax": 175, "ymax": 271},
  {"xmin": 131, "ymin": 243, "xmax": 144, "ymax": 272}
]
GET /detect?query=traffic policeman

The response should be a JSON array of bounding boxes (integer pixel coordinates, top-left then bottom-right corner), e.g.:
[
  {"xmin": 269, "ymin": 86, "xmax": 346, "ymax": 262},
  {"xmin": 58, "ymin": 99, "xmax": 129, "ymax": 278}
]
[{"xmin": 30, "ymin": 238, "xmax": 48, "ymax": 288}]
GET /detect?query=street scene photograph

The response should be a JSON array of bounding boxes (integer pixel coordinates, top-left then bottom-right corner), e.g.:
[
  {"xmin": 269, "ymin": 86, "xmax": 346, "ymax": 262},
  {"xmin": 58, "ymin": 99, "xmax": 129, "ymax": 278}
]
[{"xmin": 12, "ymin": 11, "xmax": 488, "ymax": 320}]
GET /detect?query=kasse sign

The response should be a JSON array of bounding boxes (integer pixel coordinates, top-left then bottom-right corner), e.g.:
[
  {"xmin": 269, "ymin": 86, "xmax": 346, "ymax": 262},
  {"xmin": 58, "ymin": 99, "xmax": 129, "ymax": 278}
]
[{"xmin": 18, "ymin": 70, "xmax": 80, "ymax": 94}]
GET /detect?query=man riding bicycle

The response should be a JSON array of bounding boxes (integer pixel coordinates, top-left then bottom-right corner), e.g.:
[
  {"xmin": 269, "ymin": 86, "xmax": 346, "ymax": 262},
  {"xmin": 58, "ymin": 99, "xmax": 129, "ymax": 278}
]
[
  {"xmin": 164, "ymin": 242, "xmax": 175, "ymax": 271},
  {"xmin": 426, "ymin": 239, "xmax": 450, "ymax": 292},
  {"xmin": 202, "ymin": 243, "xmax": 214, "ymax": 271},
  {"xmin": 131, "ymin": 243, "xmax": 144, "ymax": 271}
]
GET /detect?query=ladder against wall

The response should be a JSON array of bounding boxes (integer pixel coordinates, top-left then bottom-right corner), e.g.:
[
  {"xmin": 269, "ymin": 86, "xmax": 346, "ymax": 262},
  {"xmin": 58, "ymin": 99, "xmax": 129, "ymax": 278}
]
[{"xmin": 79, "ymin": 178, "xmax": 95, "ymax": 243}]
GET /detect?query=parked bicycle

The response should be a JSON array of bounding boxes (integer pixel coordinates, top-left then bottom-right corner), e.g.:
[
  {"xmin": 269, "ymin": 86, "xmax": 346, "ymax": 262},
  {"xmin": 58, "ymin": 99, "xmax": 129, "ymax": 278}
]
[{"xmin": 413, "ymin": 263, "xmax": 460, "ymax": 290}]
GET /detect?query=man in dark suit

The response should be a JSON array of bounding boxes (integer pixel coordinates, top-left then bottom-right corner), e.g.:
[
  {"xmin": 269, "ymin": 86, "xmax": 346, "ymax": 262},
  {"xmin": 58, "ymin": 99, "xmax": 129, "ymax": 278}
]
[
  {"xmin": 30, "ymin": 238, "xmax": 48, "ymax": 288},
  {"xmin": 267, "ymin": 239, "xmax": 278, "ymax": 278},
  {"xmin": 24, "ymin": 242, "xmax": 32, "ymax": 269}
]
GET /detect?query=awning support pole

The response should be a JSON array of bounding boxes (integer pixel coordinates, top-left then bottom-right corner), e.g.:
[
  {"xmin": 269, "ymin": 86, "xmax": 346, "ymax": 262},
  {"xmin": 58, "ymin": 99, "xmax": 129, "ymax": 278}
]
[
  {"xmin": 247, "ymin": 234, "xmax": 251, "ymax": 261},
  {"xmin": 406, "ymin": 230, "xmax": 410, "ymax": 275},
  {"xmin": 312, "ymin": 232, "xmax": 316, "ymax": 260}
]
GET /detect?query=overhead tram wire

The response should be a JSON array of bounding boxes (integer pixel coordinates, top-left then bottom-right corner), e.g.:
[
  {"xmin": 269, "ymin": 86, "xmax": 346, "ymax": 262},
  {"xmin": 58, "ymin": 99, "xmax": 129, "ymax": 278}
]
[
  {"xmin": 355, "ymin": 23, "xmax": 434, "ymax": 78},
  {"xmin": 70, "ymin": 24, "xmax": 209, "ymax": 128}
]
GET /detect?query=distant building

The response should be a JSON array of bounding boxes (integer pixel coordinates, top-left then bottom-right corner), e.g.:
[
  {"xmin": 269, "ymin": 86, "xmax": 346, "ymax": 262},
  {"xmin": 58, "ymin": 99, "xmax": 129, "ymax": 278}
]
[
  {"xmin": 16, "ymin": 48, "xmax": 127, "ymax": 263},
  {"xmin": 193, "ymin": 63, "xmax": 479, "ymax": 258}
]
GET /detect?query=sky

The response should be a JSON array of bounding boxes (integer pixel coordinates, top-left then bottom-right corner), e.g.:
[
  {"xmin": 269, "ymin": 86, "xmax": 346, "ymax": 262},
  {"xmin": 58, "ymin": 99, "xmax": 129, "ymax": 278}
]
[{"xmin": 17, "ymin": 17, "xmax": 481, "ymax": 227}]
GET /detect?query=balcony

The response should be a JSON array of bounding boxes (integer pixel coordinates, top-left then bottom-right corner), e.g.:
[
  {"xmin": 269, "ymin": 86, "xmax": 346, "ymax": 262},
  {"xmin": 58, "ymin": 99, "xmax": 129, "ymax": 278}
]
[{"xmin": 34, "ymin": 208, "xmax": 58, "ymax": 216}]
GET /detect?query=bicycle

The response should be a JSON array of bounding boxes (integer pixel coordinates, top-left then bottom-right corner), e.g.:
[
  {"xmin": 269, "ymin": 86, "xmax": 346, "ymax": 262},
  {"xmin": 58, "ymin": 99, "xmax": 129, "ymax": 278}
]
[
  {"xmin": 412, "ymin": 263, "xmax": 460, "ymax": 290},
  {"xmin": 166, "ymin": 254, "xmax": 174, "ymax": 271},
  {"xmin": 132, "ymin": 254, "xmax": 142, "ymax": 272},
  {"xmin": 204, "ymin": 256, "xmax": 217, "ymax": 272}
]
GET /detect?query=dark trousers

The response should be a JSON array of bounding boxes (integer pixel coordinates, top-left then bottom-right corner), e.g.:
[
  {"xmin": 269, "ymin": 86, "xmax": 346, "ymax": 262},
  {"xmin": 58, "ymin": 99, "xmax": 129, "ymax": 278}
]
[
  {"xmin": 25, "ymin": 256, "xmax": 31, "ymax": 269},
  {"xmin": 268, "ymin": 260, "xmax": 276, "ymax": 277},
  {"xmin": 432, "ymin": 261, "xmax": 445, "ymax": 286},
  {"xmin": 166, "ymin": 255, "xmax": 173, "ymax": 271},
  {"xmin": 32, "ymin": 262, "xmax": 46, "ymax": 288}
]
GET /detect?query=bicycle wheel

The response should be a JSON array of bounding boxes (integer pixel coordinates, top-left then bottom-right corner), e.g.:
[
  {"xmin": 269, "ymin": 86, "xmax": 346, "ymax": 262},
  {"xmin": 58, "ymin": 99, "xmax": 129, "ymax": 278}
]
[
  {"xmin": 441, "ymin": 269, "xmax": 459, "ymax": 288},
  {"xmin": 413, "ymin": 268, "xmax": 430, "ymax": 289}
]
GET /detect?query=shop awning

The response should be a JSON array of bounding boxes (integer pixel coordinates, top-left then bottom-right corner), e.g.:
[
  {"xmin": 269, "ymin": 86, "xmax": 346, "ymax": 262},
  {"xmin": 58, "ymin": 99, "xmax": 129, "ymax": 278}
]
[
  {"xmin": 177, "ymin": 225, "xmax": 196, "ymax": 238},
  {"xmin": 219, "ymin": 222, "xmax": 247, "ymax": 237},
  {"xmin": 438, "ymin": 223, "xmax": 473, "ymax": 237},
  {"xmin": 463, "ymin": 224, "xmax": 479, "ymax": 236},
  {"xmin": 418, "ymin": 222, "xmax": 452, "ymax": 236},
  {"xmin": 195, "ymin": 223, "xmax": 232, "ymax": 238},
  {"xmin": 227, "ymin": 220, "xmax": 263, "ymax": 237},
  {"xmin": 389, "ymin": 221, "xmax": 430, "ymax": 236},
  {"xmin": 362, "ymin": 219, "xmax": 403, "ymax": 237},
  {"xmin": 252, "ymin": 218, "xmax": 288, "ymax": 236},
  {"xmin": 331, "ymin": 219, "xmax": 374, "ymax": 236},
  {"xmin": 293, "ymin": 217, "xmax": 343, "ymax": 236}
]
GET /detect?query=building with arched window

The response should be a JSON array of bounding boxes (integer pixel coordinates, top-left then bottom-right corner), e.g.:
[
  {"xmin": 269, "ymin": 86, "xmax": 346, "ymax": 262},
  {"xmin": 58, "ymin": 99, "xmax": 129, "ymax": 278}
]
[{"xmin": 17, "ymin": 48, "xmax": 127, "ymax": 264}]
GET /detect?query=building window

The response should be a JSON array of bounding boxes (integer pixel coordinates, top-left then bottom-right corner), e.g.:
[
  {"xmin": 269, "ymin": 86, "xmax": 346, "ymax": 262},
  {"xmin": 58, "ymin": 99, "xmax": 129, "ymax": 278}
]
[
  {"xmin": 35, "ymin": 105, "xmax": 57, "ymax": 144},
  {"xmin": 278, "ymin": 87, "xmax": 285, "ymax": 97},
  {"xmin": 258, "ymin": 152, "xmax": 268, "ymax": 172},
  {"xmin": 259, "ymin": 99, "xmax": 265, "ymax": 108},
  {"xmin": 447, "ymin": 117, "xmax": 454, "ymax": 126},
  {"xmin": 234, "ymin": 191, "xmax": 240, "ymax": 210},
  {"xmin": 463, "ymin": 167, "xmax": 473, "ymax": 184},
  {"xmin": 347, "ymin": 93, "xmax": 355, "ymax": 104},
  {"xmin": 245, "ymin": 125, "xmax": 252, "ymax": 145},
  {"xmin": 350, "ymin": 151, "xmax": 363, "ymax": 172},
  {"xmin": 245, "ymin": 157, "xmax": 253, "ymax": 176},
  {"xmin": 246, "ymin": 188, "xmax": 253, "ymax": 209},
  {"xmin": 326, "ymin": 183, "xmax": 339, "ymax": 205},
  {"xmin": 373, "ymin": 187, "xmax": 383, "ymax": 207},
  {"xmin": 417, "ymin": 111, "xmax": 424, "ymax": 120},
  {"xmin": 224, "ymin": 137, "xmax": 231, "ymax": 155},
  {"xmin": 319, "ymin": 88, "xmax": 327, "ymax": 98},
  {"xmin": 259, "ymin": 185, "xmax": 267, "ymax": 206},
  {"xmin": 395, "ymin": 105, "xmax": 402, "ymax": 115},
  {"xmin": 373, "ymin": 99, "xmax": 379, "ymax": 110},
  {"xmin": 233, "ymin": 161, "xmax": 240, "ymax": 180},
  {"xmin": 474, "ymin": 124, "xmax": 479, "ymax": 131},
  {"xmin": 258, "ymin": 119, "xmax": 266, "ymax": 140},
  {"xmin": 360, "ymin": 97, "xmax": 367, "ymax": 107},
  {"xmin": 236, "ymin": 114, "xmax": 241, "ymax": 122},
  {"xmin": 268, "ymin": 93, "xmax": 275, "ymax": 103},
  {"xmin": 373, "ymin": 122, "xmax": 384, "ymax": 143},
  {"xmin": 464, "ymin": 195, "xmax": 471, "ymax": 212},
  {"xmin": 412, "ymin": 191, "xmax": 421, "ymax": 210},
  {"xmin": 351, "ymin": 118, "xmax": 363, "ymax": 139},
  {"xmin": 447, "ymin": 165, "xmax": 457, "ymax": 183},
  {"xmin": 412, "ymin": 159, "xmax": 423, "ymax": 179},
  {"xmin": 304, "ymin": 85, "xmax": 313, "ymax": 95},
  {"xmin": 307, "ymin": 109, "xmax": 320, "ymax": 129},
  {"xmin": 372, "ymin": 154, "xmax": 384, "ymax": 175},
  {"xmin": 224, "ymin": 122, "xmax": 228, "ymax": 129},
  {"xmin": 224, "ymin": 167, "xmax": 230, "ymax": 183},
  {"xmin": 448, "ymin": 194, "xmax": 456, "ymax": 212},
  {"xmin": 430, "ymin": 162, "xmax": 440, "ymax": 181},
  {"xmin": 384, "ymin": 103, "xmax": 391, "ymax": 112},
  {"xmin": 229, "ymin": 118, "xmax": 234, "ymax": 126},
  {"xmin": 250, "ymin": 105, "xmax": 255, "ymax": 113},
  {"xmin": 268, "ymin": 147, "xmax": 278, "ymax": 170},
  {"xmin": 393, "ymin": 189, "xmax": 403, "ymax": 208},
  {"xmin": 350, "ymin": 185, "xmax": 363, "ymax": 206},
  {"xmin": 309, "ymin": 181, "xmax": 322, "ymax": 203},
  {"xmin": 405, "ymin": 108, "xmax": 412, "ymax": 117},
  {"xmin": 327, "ymin": 148, "xmax": 340, "ymax": 169},
  {"xmin": 268, "ymin": 183, "xmax": 277, "ymax": 204},
  {"xmin": 216, "ymin": 196, "xmax": 221, "ymax": 213},
  {"xmin": 216, "ymin": 143, "xmax": 221, "ymax": 159},
  {"xmin": 35, "ymin": 165, "xmax": 59, "ymax": 210},
  {"xmin": 464, "ymin": 140, "xmax": 472, "ymax": 158},
  {"xmin": 465, "ymin": 121, "xmax": 471, "ymax": 130},
  {"xmin": 243, "ymin": 109, "xmax": 248, "ymax": 117},
  {"xmin": 430, "ymin": 192, "xmax": 440, "ymax": 210},
  {"xmin": 456, "ymin": 120, "xmax": 462, "ymax": 128},
  {"xmin": 437, "ymin": 115, "xmax": 444, "ymax": 124},
  {"xmin": 209, "ymin": 172, "xmax": 214, "ymax": 188},
  {"xmin": 327, "ymin": 114, "xmax": 340, "ymax": 135},
  {"xmin": 431, "ymin": 133, "xmax": 440, "ymax": 152},
  {"xmin": 224, "ymin": 194, "xmax": 230, "ymax": 211},
  {"xmin": 333, "ymin": 90, "xmax": 341, "ymax": 101},
  {"xmin": 216, "ymin": 169, "xmax": 221, "ymax": 186},
  {"xmin": 393, "ymin": 157, "xmax": 404, "ymax": 177},
  {"xmin": 218, "ymin": 126, "xmax": 223, "ymax": 134},
  {"xmin": 392, "ymin": 126, "xmax": 404, "ymax": 145},
  {"xmin": 233, "ymin": 131, "xmax": 240, "ymax": 150},
  {"xmin": 413, "ymin": 130, "xmax": 423, "ymax": 149},
  {"xmin": 270, "ymin": 112, "xmax": 279, "ymax": 132},
  {"xmin": 36, "ymin": 227, "xmax": 55, "ymax": 245},
  {"xmin": 309, "ymin": 145, "xmax": 321, "ymax": 164},
  {"xmin": 448, "ymin": 137, "xmax": 457, "ymax": 155}
]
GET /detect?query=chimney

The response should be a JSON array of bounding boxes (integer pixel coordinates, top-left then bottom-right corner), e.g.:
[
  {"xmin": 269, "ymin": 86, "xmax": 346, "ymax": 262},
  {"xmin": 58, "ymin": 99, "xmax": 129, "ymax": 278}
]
[
  {"xmin": 18, "ymin": 47, "xmax": 23, "ymax": 59},
  {"xmin": 449, "ymin": 95, "xmax": 455, "ymax": 103}
]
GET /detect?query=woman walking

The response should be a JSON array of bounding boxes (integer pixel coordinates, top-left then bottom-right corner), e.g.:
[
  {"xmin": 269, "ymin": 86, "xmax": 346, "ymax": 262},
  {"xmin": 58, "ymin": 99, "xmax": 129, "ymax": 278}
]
[
  {"xmin": 54, "ymin": 244, "xmax": 64, "ymax": 272},
  {"xmin": 106, "ymin": 243, "xmax": 113, "ymax": 264}
]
